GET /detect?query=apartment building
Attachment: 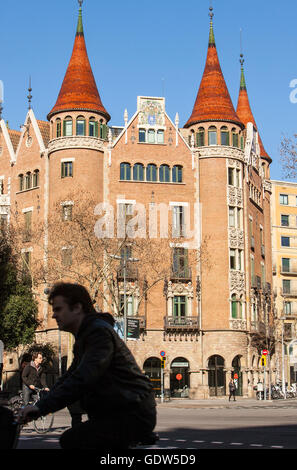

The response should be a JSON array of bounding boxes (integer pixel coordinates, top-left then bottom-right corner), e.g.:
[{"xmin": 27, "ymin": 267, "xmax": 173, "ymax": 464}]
[{"xmin": 271, "ymin": 180, "xmax": 297, "ymax": 384}]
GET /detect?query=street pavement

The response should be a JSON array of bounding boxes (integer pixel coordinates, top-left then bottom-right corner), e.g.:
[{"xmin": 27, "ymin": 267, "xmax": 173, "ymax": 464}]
[{"xmin": 15, "ymin": 396, "xmax": 297, "ymax": 450}]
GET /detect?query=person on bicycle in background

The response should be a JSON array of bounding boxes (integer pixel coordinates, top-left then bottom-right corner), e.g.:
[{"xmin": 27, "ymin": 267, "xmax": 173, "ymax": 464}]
[
  {"xmin": 18, "ymin": 282, "xmax": 156, "ymax": 450},
  {"xmin": 22, "ymin": 352, "xmax": 49, "ymax": 405}
]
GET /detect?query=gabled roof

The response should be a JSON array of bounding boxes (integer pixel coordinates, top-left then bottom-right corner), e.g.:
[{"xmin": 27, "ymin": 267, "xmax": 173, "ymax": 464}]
[
  {"xmin": 236, "ymin": 57, "xmax": 272, "ymax": 163},
  {"xmin": 8, "ymin": 129, "xmax": 21, "ymax": 152},
  {"xmin": 184, "ymin": 11, "xmax": 243, "ymax": 129},
  {"xmin": 47, "ymin": 6, "xmax": 110, "ymax": 122},
  {"xmin": 37, "ymin": 120, "xmax": 50, "ymax": 147}
]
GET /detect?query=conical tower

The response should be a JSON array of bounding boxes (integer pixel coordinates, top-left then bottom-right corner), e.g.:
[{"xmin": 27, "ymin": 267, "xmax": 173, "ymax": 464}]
[
  {"xmin": 48, "ymin": 3, "xmax": 110, "ymax": 123},
  {"xmin": 236, "ymin": 54, "xmax": 272, "ymax": 164},
  {"xmin": 184, "ymin": 7, "xmax": 243, "ymax": 130}
]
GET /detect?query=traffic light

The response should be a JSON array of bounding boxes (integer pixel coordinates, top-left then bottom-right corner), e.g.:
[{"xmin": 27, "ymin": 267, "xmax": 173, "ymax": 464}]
[{"xmin": 161, "ymin": 357, "xmax": 166, "ymax": 369}]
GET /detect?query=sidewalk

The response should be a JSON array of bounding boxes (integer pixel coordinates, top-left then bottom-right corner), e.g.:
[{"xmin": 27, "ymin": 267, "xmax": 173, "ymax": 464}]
[{"xmin": 157, "ymin": 396, "xmax": 297, "ymax": 409}]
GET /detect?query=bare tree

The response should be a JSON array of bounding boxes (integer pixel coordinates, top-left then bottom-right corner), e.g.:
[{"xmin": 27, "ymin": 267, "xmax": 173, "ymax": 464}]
[{"xmin": 280, "ymin": 134, "xmax": 297, "ymax": 179}]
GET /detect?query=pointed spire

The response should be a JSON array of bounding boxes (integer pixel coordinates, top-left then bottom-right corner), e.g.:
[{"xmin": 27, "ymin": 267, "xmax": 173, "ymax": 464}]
[
  {"xmin": 236, "ymin": 53, "xmax": 271, "ymax": 162},
  {"xmin": 184, "ymin": 7, "xmax": 243, "ymax": 129},
  {"xmin": 77, "ymin": 1, "xmax": 84, "ymax": 35},
  {"xmin": 47, "ymin": 2, "xmax": 110, "ymax": 122}
]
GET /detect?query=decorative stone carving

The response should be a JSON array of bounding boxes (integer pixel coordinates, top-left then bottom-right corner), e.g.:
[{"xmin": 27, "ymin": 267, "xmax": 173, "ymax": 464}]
[
  {"xmin": 167, "ymin": 281, "xmax": 194, "ymax": 298},
  {"xmin": 263, "ymin": 180, "xmax": 272, "ymax": 193},
  {"xmin": 227, "ymin": 186, "xmax": 243, "ymax": 207},
  {"xmin": 48, "ymin": 136, "xmax": 105, "ymax": 154},
  {"xmin": 230, "ymin": 319, "xmax": 247, "ymax": 330},
  {"xmin": 198, "ymin": 146, "xmax": 244, "ymax": 162},
  {"xmin": 229, "ymin": 228, "xmax": 244, "ymax": 249},
  {"xmin": 229, "ymin": 270, "xmax": 245, "ymax": 294}
]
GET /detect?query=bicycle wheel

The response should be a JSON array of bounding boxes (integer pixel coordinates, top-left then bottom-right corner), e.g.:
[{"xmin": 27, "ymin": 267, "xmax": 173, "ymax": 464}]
[{"xmin": 33, "ymin": 413, "xmax": 54, "ymax": 434}]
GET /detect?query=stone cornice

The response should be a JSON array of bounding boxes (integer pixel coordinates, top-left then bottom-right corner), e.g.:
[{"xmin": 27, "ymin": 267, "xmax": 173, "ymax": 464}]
[
  {"xmin": 47, "ymin": 136, "xmax": 105, "ymax": 154},
  {"xmin": 197, "ymin": 146, "xmax": 245, "ymax": 162}
]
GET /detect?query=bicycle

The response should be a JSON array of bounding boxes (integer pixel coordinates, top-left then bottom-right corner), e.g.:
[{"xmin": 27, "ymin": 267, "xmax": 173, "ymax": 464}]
[{"xmin": 8, "ymin": 387, "xmax": 54, "ymax": 434}]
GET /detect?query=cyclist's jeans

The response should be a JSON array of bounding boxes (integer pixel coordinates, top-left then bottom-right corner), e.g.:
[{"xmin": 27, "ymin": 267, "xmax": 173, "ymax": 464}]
[
  {"xmin": 22, "ymin": 385, "xmax": 33, "ymax": 406},
  {"xmin": 60, "ymin": 395, "xmax": 156, "ymax": 450}
]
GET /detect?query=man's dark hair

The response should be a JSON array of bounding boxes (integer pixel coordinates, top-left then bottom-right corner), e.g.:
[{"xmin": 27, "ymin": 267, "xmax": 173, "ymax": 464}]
[{"xmin": 48, "ymin": 282, "xmax": 96, "ymax": 314}]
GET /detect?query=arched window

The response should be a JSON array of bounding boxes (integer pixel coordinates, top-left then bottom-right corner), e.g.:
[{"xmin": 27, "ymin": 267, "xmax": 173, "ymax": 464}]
[
  {"xmin": 159, "ymin": 164, "xmax": 170, "ymax": 182},
  {"xmin": 76, "ymin": 116, "xmax": 86, "ymax": 136},
  {"xmin": 133, "ymin": 163, "xmax": 144, "ymax": 181},
  {"xmin": 172, "ymin": 165, "xmax": 183, "ymax": 183},
  {"xmin": 100, "ymin": 121, "xmax": 108, "ymax": 140},
  {"xmin": 120, "ymin": 162, "xmax": 131, "ymax": 181},
  {"xmin": 33, "ymin": 169, "xmax": 39, "ymax": 187},
  {"xmin": 232, "ymin": 128, "xmax": 238, "ymax": 147},
  {"xmin": 208, "ymin": 126, "xmax": 217, "ymax": 145},
  {"xmin": 196, "ymin": 127, "xmax": 205, "ymax": 147},
  {"xmin": 221, "ymin": 126, "xmax": 229, "ymax": 146},
  {"xmin": 89, "ymin": 117, "xmax": 98, "ymax": 137},
  {"xmin": 139, "ymin": 129, "xmax": 146, "ymax": 143},
  {"xmin": 157, "ymin": 130, "xmax": 164, "ymax": 144},
  {"xmin": 56, "ymin": 118, "xmax": 61, "ymax": 138},
  {"xmin": 148, "ymin": 129, "xmax": 155, "ymax": 144},
  {"xmin": 146, "ymin": 164, "xmax": 157, "ymax": 182},
  {"xmin": 63, "ymin": 116, "xmax": 73, "ymax": 136},
  {"xmin": 231, "ymin": 294, "xmax": 237, "ymax": 319},
  {"xmin": 25, "ymin": 172, "xmax": 32, "ymax": 190},
  {"xmin": 18, "ymin": 174, "xmax": 24, "ymax": 192},
  {"xmin": 208, "ymin": 355, "xmax": 226, "ymax": 397}
]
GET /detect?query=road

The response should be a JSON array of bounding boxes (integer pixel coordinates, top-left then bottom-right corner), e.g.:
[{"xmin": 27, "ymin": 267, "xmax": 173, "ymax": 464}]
[{"xmin": 14, "ymin": 398, "xmax": 297, "ymax": 451}]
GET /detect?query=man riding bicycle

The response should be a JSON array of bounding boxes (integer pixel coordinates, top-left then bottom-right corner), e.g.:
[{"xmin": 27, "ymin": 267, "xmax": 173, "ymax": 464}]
[
  {"xmin": 19, "ymin": 282, "xmax": 156, "ymax": 450},
  {"xmin": 22, "ymin": 352, "xmax": 49, "ymax": 405}
]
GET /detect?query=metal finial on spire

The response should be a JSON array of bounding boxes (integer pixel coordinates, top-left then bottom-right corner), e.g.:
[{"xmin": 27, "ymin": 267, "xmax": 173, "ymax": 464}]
[
  {"xmin": 78, "ymin": 0, "xmax": 83, "ymax": 8},
  {"xmin": 209, "ymin": 0, "xmax": 214, "ymax": 21},
  {"xmin": 27, "ymin": 76, "xmax": 32, "ymax": 110},
  {"xmin": 0, "ymin": 102, "xmax": 3, "ymax": 121}
]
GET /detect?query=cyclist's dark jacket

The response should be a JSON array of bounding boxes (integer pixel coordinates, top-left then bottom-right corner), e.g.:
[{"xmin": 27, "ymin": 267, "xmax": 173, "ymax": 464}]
[
  {"xmin": 22, "ymin": 362, "xmax": 47, "ymax": 389},
  {"xmin": 35, "ymin": 314, "xmax": 155, "ymax": 417}
]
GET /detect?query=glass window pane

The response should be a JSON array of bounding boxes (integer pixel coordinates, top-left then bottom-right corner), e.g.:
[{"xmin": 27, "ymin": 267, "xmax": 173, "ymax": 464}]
[
  {"xmin": 221, "ymin": 131, "xmax": 229, "ymax": 146},
  {"xmin": 281, "ymin": 215, "xmax": 289, "ymax": 226},
  {"xmin": 280, "ymin": 194, "xmax": 288, "ymax": 205},
  {"xmin": 139, "ymin": 129, "xmax": 146, "ymax": 143},
  {"xmin": 157, "ymin": 130, "xmax": 164, "ymax": 144},
  {"xmin": 65, "ymin": 120, "xmax": 73, "ymax": 136},
  {"xmin": 208, "ymin": 130, "xmax": 217, "ymax": 145},
  {"xmin": 281, "ymin": 236, "xmax": 290, "ymax": 247},
  {"xmin": 133, "ymin": 163, "xmax": 144, "ymax": 181},
  {"xmin": 148, "ymin": 130, "xmax": 155, "ymax": 143},
  {"xmin": 76, "ymin": 119, "xmax": 85, "ymax": 136},
  {"xmin": 120, "ymin": 163, "xmax": 131, "ymax": 180}
]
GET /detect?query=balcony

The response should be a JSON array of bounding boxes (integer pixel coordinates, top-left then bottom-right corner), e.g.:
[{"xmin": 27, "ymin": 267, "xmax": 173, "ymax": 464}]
[
  {"xmin": 280, "ymin": 267, "xmax": 297, "ymax": 277},
  {"xmin": 164, "ymin": 315, "xmax": 199, "ymax": 332},
  {"xmin": 117, "ymin": 263, "xmax": 139, "ymax": 281},
  {"xmin": 281, "ymin": 289, "xmax": 297, "ymax": 298},
  {"xmin": 250, "ymin": 321, "xmax": 266, "ymax": 335},
  {"xmin": 170, "ymin": 266, "xmax": 192, "ymax": 282},
  {"xmin": 251, "ymin": 275, "xmax": 262, "ymax": 290}
]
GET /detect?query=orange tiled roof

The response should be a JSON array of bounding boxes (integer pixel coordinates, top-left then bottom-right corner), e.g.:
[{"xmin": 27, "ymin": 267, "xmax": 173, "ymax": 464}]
[
  {"xmin": 37, "ymin": 120, "xmax": 50, "ymax": 147},
  {"xmin": 236, "ymin": 65, "xmax": 271, "ymax": 163},
  {"xmin": 184, "ymin": 21, "xmax": 243, "ymax": 129},
  {"xmin": 47, "ymin": 9, "xmax": 110, "ymax": 122},
  {"xmin": 8, "ymin": 129, "xmax": 21, "ymax": 152}
]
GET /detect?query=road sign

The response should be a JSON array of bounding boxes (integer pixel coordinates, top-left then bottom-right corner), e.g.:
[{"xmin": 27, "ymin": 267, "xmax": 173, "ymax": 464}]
[
  {"xmin": 261, "ymin": 355, "xmax": 267, "ymax": 367},
  {"xmin": 160, "ymin": 351, "xmax": 166, "ymax": 357},
  {"xmin": 262, "ymin": 349, "xmax": 268, "ymax": 356},
  {"xmin": 161, "ymin": 357, "xmax": 166, "ymax": 369},
  {"xmin": 176, "ymin": 374, "xmax": 182, "ymax": 381}
]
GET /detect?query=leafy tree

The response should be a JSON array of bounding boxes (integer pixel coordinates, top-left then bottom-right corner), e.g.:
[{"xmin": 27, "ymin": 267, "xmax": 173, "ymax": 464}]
[{"xmin": 0, "ymin": 234, "xmax": 39, "ymax": 350}]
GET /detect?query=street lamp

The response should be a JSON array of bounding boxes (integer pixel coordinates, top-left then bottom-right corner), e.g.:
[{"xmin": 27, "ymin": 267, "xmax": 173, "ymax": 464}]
[{"xmin": 109, "ymin": 254, "xmax": 139, "ymax": 343}]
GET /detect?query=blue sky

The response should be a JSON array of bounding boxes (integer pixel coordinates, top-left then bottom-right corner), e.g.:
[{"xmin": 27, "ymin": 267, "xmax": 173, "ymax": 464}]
[{"xmin": 0, "ymin": 0, "xmax": 296, "ymax": 182}]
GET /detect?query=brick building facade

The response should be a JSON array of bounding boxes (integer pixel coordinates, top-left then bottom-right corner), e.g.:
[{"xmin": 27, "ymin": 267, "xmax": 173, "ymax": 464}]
[{"xmin": 0, "ymin": 5, "xmax": 275, "ymax": 398}]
